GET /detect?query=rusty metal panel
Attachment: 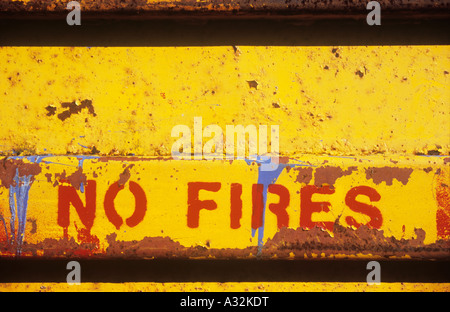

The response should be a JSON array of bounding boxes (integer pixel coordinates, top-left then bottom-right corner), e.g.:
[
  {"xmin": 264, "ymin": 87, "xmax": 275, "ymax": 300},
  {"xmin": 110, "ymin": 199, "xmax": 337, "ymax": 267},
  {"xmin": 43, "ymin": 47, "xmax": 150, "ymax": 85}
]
[
  {"xmin": 0, "ymin": 45, "xmax": 449, "ymax": 262},
  {"xmin": 0, "ymin": 3, "xmax": 449, "ymax": 295},
  {"xmin": 0, "ymin": 155, "xmax": 449, "ymax": 259},
  {"xmin": 0, "ymin": 0, "xmax": 449, "ymax": 18}
]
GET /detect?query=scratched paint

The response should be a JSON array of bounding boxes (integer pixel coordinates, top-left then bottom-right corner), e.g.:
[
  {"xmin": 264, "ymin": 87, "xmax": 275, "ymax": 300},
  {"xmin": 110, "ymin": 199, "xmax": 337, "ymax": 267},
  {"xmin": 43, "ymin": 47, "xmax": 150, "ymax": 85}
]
[{"xmin": 0, "ymin": 155, "xmax": 448, "ymax": 259}]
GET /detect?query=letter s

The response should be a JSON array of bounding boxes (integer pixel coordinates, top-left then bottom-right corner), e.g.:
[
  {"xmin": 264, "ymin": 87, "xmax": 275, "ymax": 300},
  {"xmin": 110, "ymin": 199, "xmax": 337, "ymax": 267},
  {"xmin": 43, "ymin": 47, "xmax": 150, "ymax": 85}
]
[{"xmin": 345, "ymin": 186, "xmax": 382, "ymax": 229}]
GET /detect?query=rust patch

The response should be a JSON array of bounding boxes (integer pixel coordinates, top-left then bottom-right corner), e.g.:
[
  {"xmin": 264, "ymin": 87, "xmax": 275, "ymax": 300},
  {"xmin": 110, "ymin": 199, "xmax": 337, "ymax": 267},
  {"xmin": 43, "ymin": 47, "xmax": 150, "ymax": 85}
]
[
  {"xmin": 294, "ymin": 167, "xmax": 313, "ymax": 184},
  {"xmin": 3, "ymin": 221, "xmax": 448, "ymax": 259},
  {"xmin": 90, "ymin": 146, "xmax": 100, "ymax": 154},
  {"xmin": 105, "ymin": 233, "xmax": 257, "ymax": 259},
  {"xmin": 0, "ymin": 158, "xmax": 41, "ymax": 188},
  {"xmin": 355, "ymin": 70, "xmax": 364, "ymax": 78},
  {"xmin": 436, "ymin": 170, "xmax": 450, "ymax": 239},
  {"xmin": 106, "ymin": 233, "xmax": 190, "ymax": 258},
  {"xmin": 365, "ymin": 166, "xmax": 413, "ymax": 186},
  {"xmin": 55, "ymin": 167, "xmax": 87, "ymax": 190},
  {"xmin": 45, "ymin": 105, "xmax": 56, "ymax": 116},
  {"xmin": 427, "ymin": 150, "xmax": 441, "ymax": 155},
  {"xmin": 314, "ymin": 166, "xmax": 357, "ymax": 189},
  {"xmin": 27, "ymin": 218, "xmax": 37, "ymax": 234},
  {"xmin": 57, "ymin": 99, "xmax": 96, "ymax": 122},
  {"xmin": 45, "ymin": 173, "xmax": 52, "ymax": 183},
  {"xmin": 117, "ymin": 164, "xmax": 135, "ymax": 187},
  {"xmin": 423, "ymin": 167, "xmax": 433, "ymax": 173},
  {"xmin": 264, "ymin": 223, "xmax": 450, "ymax": 259},
  {"xmin": 247, "ymin": 80, "xmax": 258, "ymax": 89},
  {"xmin": 24, "ymin": 237, "xmax": 97, "ymax": 258}
]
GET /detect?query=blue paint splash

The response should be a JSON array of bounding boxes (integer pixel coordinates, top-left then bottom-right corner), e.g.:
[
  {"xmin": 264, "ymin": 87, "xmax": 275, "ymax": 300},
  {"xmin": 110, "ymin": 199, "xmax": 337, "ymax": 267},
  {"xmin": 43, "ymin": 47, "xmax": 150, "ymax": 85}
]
[
  {"xmin": 4, "ymin": 155, "xmax": 99, "ymax": 254},
  {"xmin": 9, "ymin": 169, "xmax": 33, "ymax": 255},
  {"xmin": 6, "ymin": 156, "xmax": 47, "ymax": 255},
  {"xmin": 245, "ymin": 156, "xmax": 314, "ymax": 254}
]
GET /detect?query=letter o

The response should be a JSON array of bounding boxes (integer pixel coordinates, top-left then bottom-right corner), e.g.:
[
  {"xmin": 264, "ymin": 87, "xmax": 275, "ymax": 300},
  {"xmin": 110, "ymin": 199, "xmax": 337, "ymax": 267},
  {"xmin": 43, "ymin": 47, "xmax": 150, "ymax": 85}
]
[{"xmin": 104, "ymin": 181, "xmax": 147, "ymax": 229}]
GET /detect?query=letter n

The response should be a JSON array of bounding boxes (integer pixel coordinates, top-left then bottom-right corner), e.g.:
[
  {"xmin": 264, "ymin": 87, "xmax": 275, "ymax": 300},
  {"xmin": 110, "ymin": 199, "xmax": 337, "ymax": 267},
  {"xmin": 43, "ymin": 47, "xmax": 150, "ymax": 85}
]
[{"xmin": 58, "ymin": 180, "xmax": 96, "ymax": 230}]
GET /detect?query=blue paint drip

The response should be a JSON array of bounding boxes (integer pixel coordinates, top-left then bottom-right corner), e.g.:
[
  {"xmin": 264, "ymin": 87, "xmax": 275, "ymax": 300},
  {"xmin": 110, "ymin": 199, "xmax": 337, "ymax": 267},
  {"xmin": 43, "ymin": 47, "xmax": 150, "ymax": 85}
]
[
  {"xmin": 245, "ymin": 156, "xmax": 315, "ymax": 254},
  {"xmin": 5, "ymin": 155, "xmax": 99, "ymax": 254},
  {"xmin": 0, "ymin": 214, "xmax": 7, "ymax": 243},
  {"xmin": 75, "ymin": 156, "xmax": 99, "ymax": 193},
  {"xmin": 9, "ymin": 169, "xmax": 33, "ymax": 255}
]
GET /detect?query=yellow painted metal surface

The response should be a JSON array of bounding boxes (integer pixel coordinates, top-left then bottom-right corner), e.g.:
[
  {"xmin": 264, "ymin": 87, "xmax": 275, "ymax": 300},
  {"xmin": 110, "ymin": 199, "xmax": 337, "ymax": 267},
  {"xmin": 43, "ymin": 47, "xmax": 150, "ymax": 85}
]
[
  {"xmin": 1, "ymin": 46, "xmax": 449, "ymax": 157},
  {"xmin": 0, "ymin": 155, "xmax": 448, "ymax": 258},
  {"xmin": 1, "ymin": 282, "xmax": 449, "ymax": 292},
  {"xmin": 0, "ymin": 44, "xmax": 449, "ymax": 294}
]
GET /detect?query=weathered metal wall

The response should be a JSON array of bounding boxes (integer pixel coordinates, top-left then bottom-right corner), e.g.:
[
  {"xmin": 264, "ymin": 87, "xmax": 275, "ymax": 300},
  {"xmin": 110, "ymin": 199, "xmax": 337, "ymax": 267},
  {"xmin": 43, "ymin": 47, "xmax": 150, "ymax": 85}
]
[{"xmin": 0, "ymin": 0, "xmax": 449, "ymax": 293}]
